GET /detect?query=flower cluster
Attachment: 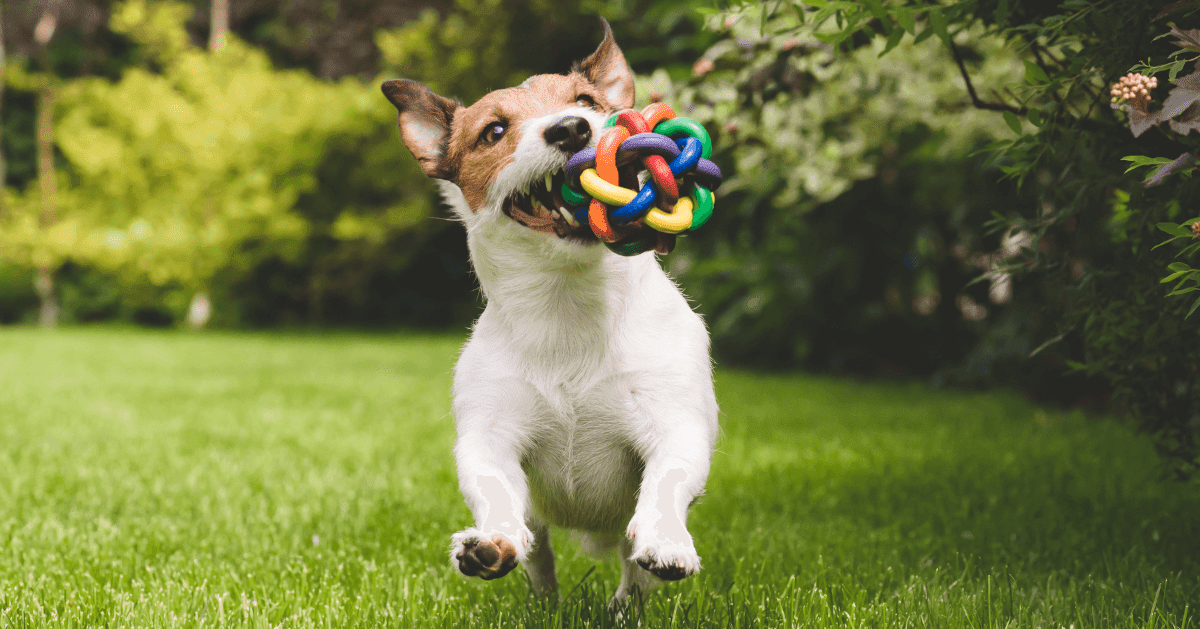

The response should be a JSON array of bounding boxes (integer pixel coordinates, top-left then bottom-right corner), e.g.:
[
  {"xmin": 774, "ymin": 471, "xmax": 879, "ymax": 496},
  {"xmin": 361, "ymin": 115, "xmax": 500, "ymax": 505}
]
[{"xmin": 1110, "ymin": 73, "xmax": 1158, "ymax": 111}]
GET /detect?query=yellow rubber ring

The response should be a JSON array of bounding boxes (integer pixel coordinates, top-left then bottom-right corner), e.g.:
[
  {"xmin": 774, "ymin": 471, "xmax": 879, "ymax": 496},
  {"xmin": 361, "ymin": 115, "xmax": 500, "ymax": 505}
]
[
  {"xmin": 579, "ymin": 169, "xmax": 637, "ymax": 206},
  {"xmin": 645, "ymin": 196, "xmax": 694, "ymax": 233}
]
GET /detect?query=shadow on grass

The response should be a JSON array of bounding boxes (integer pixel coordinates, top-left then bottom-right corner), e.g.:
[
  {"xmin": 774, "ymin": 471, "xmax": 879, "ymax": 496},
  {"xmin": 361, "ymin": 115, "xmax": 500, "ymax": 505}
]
[{"xmin": 705, "ymin": 436, "xmax": 1200, "ymax": 588}]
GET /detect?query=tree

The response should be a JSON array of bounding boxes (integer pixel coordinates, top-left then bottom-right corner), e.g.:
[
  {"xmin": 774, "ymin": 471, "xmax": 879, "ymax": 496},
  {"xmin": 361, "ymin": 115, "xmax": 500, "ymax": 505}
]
[
  {"xmin": 0, "ymin": 0, "xmax": 7, "ymax": 217},
  {"xmin": 33, "ymin": 2, "xmax": 59, "ymax": 328},
  {"xmin": 207, "ymin": 0, "xmax": 226, "ymax": 51}
]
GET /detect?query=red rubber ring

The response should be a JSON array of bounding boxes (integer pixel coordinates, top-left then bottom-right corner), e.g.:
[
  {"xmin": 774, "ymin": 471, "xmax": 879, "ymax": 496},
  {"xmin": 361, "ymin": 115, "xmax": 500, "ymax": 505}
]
[
  {"xmin": 643, "ymin": 155, "xmax": 678, "ymax": 208},
  {"xmin": 615, "ymin": 110, "xmax": 651, "ymax": 135}
]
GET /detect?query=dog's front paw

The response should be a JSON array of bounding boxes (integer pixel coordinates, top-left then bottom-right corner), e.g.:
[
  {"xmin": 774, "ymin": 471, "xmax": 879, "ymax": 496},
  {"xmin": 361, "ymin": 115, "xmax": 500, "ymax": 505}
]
[
  {"xmin": 627, "ymin": 523, "xmax": 701, "ymax": 581},
  {"xmin": 449, "ymin": 528, "xmax": 529, "ymax": 580},
  {"xmin": 633, "ymin": 543, "xmax": 701, "ymax": 581}
]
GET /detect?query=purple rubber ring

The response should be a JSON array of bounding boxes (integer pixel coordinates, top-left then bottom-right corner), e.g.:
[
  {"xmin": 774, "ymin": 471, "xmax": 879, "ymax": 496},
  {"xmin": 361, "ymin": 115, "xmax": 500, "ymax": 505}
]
[
  {"xmin": 696, "ymin": 158, "xmax": 722, "ymax": 186},
  {"xmin": 565, "ymin": 149, "xmax": 597, "ymax": 174},
  {"xmin": 567, "ymin": 134, "xmax": 683, "ymax": 179},
  {"xmin": 564, "ymin": 133, "xmax": 722, "ymax": 190}
]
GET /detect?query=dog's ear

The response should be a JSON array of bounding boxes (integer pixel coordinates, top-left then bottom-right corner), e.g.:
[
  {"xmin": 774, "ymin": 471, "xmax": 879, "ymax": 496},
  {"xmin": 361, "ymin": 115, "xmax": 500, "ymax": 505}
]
[
  {"xmin": 381, "ymin": 79, "xmax": 460, "ymax": 180},
  {"xmin": 579, "ymin": 18, "xmax": 635, "ymax": 110}
]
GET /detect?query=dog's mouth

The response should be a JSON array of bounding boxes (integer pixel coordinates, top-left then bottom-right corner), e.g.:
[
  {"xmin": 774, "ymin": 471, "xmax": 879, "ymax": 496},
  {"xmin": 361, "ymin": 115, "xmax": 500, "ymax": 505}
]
[{"xmin": 502, "ymin": 169, "xmax": 598, "ymax": 243}]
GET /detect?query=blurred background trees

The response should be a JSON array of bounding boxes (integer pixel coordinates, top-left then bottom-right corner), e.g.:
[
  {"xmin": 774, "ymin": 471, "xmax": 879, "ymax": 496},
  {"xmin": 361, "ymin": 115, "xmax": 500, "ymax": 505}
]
[{"xmin": 0, "ymin": 1, "xmax": 1195, "ymax": 474}]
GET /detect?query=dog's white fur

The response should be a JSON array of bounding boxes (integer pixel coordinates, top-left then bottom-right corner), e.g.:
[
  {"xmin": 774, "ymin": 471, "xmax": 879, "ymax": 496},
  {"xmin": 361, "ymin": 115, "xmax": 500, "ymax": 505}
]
[{"xmin": 386, "ymin": 26, "xmax": 718, "ymax": 605}]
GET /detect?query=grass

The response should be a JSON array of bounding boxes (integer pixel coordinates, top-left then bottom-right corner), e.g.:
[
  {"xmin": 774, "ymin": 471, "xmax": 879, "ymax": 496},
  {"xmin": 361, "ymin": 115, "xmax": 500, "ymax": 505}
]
[{"xmin": 0, "ymin": 327, "xmax": 1196, "ymax": 628}]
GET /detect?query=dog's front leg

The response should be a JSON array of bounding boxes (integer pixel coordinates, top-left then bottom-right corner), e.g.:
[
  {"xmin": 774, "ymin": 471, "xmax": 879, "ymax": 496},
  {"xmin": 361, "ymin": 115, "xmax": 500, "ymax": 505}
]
[
  {"xmin": 449, "ymin": 425, "xmax": 535, "ymax": 582},
  {"xmin": 625, "ymin": 425, "xmax": 714, "ymax": 583}
]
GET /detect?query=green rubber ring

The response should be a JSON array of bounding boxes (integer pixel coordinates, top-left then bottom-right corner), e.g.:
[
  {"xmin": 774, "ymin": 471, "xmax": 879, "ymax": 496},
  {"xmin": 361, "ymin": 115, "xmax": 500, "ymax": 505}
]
[
  {"xmin": 604, "ymin": 228, "xmax": 658, "ymax": 256},
  {"xmin": 688, "ymin": 185, "xmax": 714, "ymax": 230},
  {"xmin": 561, "ymin": 182, "xmax": 589, "ymax": 206},
  {"xmin": 653, "ymin": 118, "xmax": 711, "ymax": 159}
]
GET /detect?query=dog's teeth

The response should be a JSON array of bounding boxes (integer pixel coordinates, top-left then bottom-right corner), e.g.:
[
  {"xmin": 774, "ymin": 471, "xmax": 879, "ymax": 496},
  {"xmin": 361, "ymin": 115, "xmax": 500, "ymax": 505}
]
[
  {"xmin": 545, "ymin": 173, "xmax": 553, "ymax": 191},
  {"xmin": 558, "ymin": 207, "xmax": 578, "ymax": 227}
]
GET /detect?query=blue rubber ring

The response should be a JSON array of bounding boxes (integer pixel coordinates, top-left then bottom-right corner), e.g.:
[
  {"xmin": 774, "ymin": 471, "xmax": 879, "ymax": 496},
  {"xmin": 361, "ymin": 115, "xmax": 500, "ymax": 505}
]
[
  {"xmin": 570, "ymin": 204, "xmax": 589, "ymax": 226},
  {"xmin": 609, "ymin": 181, "xmax": 657, "ymax": 225},
  {"xmin": 669, "ymin": 138, "xmax": 702, "ymax": 176}
]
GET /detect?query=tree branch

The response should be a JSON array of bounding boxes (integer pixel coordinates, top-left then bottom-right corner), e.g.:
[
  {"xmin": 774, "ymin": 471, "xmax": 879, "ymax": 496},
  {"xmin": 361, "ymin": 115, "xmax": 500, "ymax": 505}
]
[{"xmin": 949, "ymin": 40, "xmax": 1027, "ymax": 114}]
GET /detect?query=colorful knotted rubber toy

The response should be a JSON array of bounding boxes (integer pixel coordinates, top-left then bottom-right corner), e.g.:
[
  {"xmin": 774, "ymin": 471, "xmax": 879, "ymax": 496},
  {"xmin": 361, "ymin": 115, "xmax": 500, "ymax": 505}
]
[{"xmin": 562, "ymin": 103, "xmax": 722, "ymax": 256}]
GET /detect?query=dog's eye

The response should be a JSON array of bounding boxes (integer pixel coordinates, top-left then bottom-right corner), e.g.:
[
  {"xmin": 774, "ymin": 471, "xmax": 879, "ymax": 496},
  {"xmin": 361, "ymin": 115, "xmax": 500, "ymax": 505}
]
[
  {"xmin": 481, "ymin": 122, "xmax": 507, "ymax": 144},
  {"xmin": 575, "ymin": 94, "xmax": 596, "ymax": 108}
]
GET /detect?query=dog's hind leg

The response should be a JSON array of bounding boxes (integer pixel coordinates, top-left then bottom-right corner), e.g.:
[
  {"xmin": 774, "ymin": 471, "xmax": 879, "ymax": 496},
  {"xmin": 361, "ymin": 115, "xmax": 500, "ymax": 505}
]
[
  {"xmin": 523, "ymin": 520, "xmax": 557, "ymax": 595},
  {"xmin": 610, "ymin": 534, "xmax": 658, "ymax": 610}
]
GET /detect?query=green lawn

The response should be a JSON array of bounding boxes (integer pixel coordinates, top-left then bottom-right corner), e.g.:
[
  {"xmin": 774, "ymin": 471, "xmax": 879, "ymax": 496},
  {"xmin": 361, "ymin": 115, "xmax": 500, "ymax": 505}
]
[{"xmin": 0, "ymin": 328, "xmax": 1196, "ymax": 628}]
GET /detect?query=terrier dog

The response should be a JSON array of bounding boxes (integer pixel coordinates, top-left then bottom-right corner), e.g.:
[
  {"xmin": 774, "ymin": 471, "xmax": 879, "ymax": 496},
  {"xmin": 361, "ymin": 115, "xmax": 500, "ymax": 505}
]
[{"xmin": 381, "ymin": 20, "xmax": 718, "ymax": 605}]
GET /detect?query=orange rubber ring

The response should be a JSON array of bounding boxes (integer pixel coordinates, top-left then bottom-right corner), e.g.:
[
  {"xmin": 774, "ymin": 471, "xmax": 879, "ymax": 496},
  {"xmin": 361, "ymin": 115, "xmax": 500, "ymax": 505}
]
[
  {"xmin": 596, "ymin": 126, "xmax": 630, "ymax": 186},
  {"xmin": 589, "ymin": 198, "xmax": 615, "ymax": 241},
  {"xmin": 642, "ymin": 102, "xmax": 676, "ymax": 129}
]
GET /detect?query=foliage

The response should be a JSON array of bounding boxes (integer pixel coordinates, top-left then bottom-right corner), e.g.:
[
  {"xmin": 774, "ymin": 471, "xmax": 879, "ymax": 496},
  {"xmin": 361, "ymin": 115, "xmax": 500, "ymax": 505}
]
[
  {"xmin": 1, "ymin": 329, "xmax": 1197, "ymax": 626},
  {"xmin": 964, "ymin": 1, "xmax": 1200, "ymax": 479},
  {"xmin": 0, "ymin": 0, "xmax": 717, "ymax": 327},
  {"xmin": 648, "ymin": 8, "xmax": 1051, "ymax": 383},
  {"xmin": 655, "ymin": 1, "xmax": 1198, "ymax": 476},
  {"xmin": 375, "ymin": 0, "xmax": 527, "ymax": 100},
  {"xmin": 0, "ymin": 0, "xmax": 450, "ymax": 325}
]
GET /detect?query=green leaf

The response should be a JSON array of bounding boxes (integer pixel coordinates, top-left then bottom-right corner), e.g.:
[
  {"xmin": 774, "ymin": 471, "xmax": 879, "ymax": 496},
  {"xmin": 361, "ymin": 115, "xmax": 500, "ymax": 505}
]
[
  {"xmin": 880, "ymin": 25, "xmax": 904, "ymax": 57},
  {"xmin": 913, "ymin": 25, "xmax": 935, "ymax": 44},
  {"xmin": 1121, "ymin": 155, "xmax": 1171, "ymax": 173},
  {"xmin": 928, "ymin": 6, "xmax": 950, "ymax": 48},
  {"xmin": 1027, "ymin": 108, "xmax": 1044, "ymax": 127},
  {"xmin": 894, "ymin": 6, "xmax": 915, "ymax": 34},
  {"xmin": 1003, "ymin": 111, "xmax": 1022, "ymax": 135},
  {"xmin": 973, "ymin": 139, "xmax": 1013, "ymax": 156},
  {"xmin": 1188, "ymin": 295, "xmax": 1200, "ymax": 318},
  {"xmin": 1023, "ymin": 60, "xmax": 1050, "ymax": 84},
  {"xmin": 860, "ymin": 0, "xmax": 888, "ymax": 21},
  {"xmin": 1153, "ymin": 236, "xmax": 1184, "ymax": 250},
  {"xmin": 1160, "ymin": 223, "xmax": 1192, "ymax": 238},
  {"xmin": 994, "ymin": 0, "xmax": 1010, "ymax": 25},
  {"xmin": 1169, "ymin": 59, "xmax": 1187, "ymax": 81},
  {"xmin": 1162, "ymin": 270, "xmax": 1191, "ymax": 283},
  {"xmin": 1167, "ymin": 286, "xmax": 1200, "ymax": 296},
  {"xmin": 1168, "ymin": 261, "xmax": 1193, "ymax": 272}
]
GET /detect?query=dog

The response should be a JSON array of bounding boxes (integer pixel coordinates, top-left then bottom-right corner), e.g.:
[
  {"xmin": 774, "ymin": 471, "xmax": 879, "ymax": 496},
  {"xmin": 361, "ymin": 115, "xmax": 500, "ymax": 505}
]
[{"xmin": 381, "ymin": 19, "xmax": 718, "ymax": 605}]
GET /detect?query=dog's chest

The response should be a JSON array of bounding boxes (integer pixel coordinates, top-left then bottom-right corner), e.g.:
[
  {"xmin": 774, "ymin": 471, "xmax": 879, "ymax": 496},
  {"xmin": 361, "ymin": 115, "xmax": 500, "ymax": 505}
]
[{"xmin": 521, "ymin": 378, "xmax": 643, "ymax": 534}]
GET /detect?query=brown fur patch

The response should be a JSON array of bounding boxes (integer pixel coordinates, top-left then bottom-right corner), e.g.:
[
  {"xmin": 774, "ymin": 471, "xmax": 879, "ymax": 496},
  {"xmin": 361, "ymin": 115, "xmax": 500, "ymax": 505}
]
[
  {"xmin": 443, "ymin": 74, "xmax": 616, "ymax": 210},
  {"xmin": 383, "ymin": 20, "xmax": 635, "ymax": 216}
]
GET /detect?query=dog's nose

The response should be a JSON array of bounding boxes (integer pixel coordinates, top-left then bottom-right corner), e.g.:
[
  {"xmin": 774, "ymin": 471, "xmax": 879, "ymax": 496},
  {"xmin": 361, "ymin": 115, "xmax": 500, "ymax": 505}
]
[{"xmin": 543, "ymin": 116, "xmax": 592, "ymax": 153}]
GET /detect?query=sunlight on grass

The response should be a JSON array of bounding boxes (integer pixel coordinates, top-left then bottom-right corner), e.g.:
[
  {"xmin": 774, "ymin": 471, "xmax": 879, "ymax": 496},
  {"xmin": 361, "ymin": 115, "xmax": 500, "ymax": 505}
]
[{"xmin": 0, "ymin": 329, "xmax": 1196, "ymax": 627}]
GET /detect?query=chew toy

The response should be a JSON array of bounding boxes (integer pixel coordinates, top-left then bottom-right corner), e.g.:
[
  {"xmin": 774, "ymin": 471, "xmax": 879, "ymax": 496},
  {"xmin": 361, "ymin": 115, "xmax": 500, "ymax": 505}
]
[{"xmin": 562, "ymin": 103, "xmax": 722, "ymax": 256}]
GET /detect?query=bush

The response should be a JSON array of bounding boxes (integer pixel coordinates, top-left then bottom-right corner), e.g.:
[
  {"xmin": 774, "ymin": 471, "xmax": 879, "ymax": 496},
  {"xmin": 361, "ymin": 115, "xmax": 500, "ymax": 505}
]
[{"xmin": 662, "ymin": 1, "xmax": 1197, "ymax": 477}]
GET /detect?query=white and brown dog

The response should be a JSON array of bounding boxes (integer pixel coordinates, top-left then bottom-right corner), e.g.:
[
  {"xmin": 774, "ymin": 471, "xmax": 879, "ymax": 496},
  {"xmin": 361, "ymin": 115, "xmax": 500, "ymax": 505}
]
[{"xmin": 382, "ymin": 20, "xmax": 718, "ymax": 605}]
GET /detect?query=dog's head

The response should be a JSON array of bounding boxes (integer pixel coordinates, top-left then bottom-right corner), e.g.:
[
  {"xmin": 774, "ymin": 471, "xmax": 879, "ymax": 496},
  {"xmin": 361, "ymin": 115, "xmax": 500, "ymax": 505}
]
[{"xmin": 381, "ymin": 19, "xmax": 634, "ymax": 245}]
